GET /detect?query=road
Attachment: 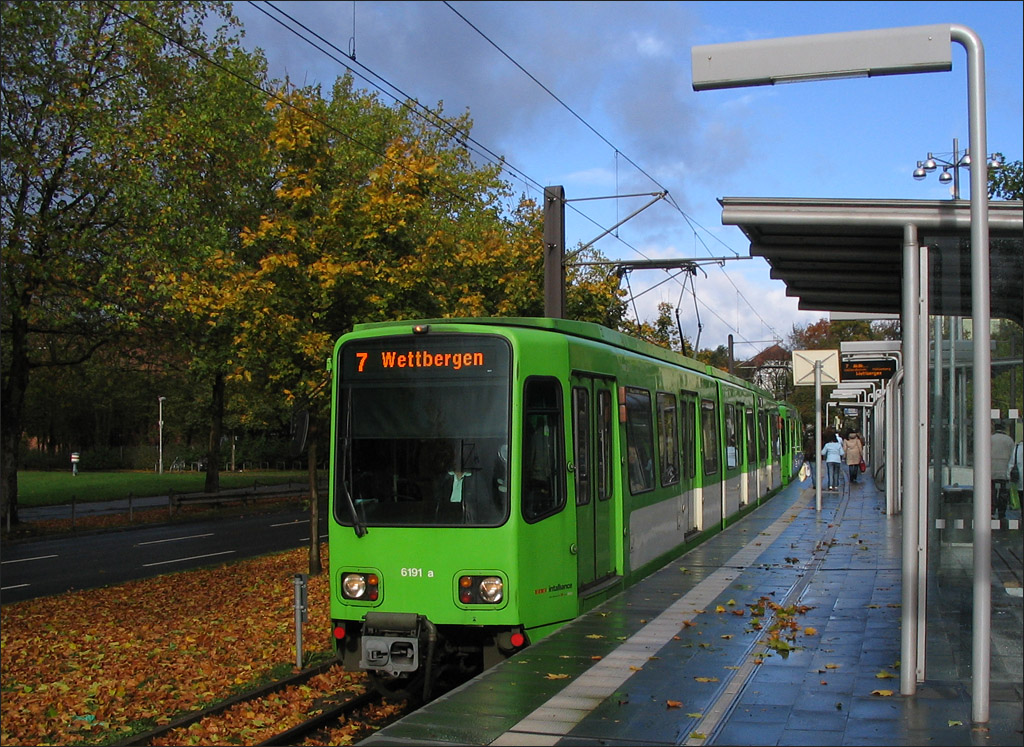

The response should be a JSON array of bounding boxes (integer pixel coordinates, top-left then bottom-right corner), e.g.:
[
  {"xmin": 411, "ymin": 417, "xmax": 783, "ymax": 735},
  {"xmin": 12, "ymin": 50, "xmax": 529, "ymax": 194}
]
[{"xmin": 1, "ymin": 506, "xmax": 329, "ymax": 605}]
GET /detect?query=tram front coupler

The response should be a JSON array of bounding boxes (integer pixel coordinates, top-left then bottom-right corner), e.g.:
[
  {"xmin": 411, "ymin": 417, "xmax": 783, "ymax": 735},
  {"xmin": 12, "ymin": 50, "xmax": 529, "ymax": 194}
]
[{"xmin": 359, "ymin": 611, "xmax": 436, "ymax": 679}]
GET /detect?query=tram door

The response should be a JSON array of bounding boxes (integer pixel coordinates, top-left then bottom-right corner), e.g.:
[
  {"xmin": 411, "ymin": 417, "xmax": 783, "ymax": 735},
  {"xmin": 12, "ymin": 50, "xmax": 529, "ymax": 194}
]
[{"xmin": 570, "ymin": 375, "xmax": 616, "ymax": 590}]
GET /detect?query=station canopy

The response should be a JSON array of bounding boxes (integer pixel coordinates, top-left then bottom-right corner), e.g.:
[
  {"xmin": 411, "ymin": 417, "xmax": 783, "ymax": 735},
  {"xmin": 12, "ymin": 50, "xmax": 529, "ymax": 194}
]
[{"xmin": 720, "ymin": 198, "xmax": 1023, "ymax": 326}]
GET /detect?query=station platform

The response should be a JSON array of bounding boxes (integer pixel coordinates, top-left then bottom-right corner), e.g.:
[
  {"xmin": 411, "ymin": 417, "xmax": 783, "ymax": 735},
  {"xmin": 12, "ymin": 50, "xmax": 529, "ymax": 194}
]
[{"xmin": 361, "ymin": 474, "xmax": 1023, "ymax": 746}]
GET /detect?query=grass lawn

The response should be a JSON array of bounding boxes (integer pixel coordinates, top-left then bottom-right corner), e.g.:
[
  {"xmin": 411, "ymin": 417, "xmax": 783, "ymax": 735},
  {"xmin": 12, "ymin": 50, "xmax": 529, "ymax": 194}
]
[{"xmin": 17, "ymin": 470, "xmax": 320, "ymax": 507}]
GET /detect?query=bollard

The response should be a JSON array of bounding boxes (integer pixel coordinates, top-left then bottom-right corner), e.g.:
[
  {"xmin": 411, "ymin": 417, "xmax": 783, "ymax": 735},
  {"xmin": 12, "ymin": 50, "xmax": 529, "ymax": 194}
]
[{"xmin": 294, "ymin": 573, "xmax": 308, "ymax": 669}]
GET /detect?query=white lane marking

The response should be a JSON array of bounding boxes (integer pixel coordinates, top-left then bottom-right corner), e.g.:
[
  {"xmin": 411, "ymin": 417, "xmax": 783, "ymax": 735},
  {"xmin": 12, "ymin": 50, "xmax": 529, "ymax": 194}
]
[
  {"xmin": 136, "ymin": 533, "xmax": 214, "ymax": 546},
  {"xmin": 1, "ymin": 583, "xmax": 31, "ymax": 591},
  {"xmin": 142, "ymin": 550, "xmax": 235, "ymax": 568},
  {"xmin": 491, "ymin": 490, "xmax": 814, "ymax": 746},
  {"xmin": 271, "ymin": 519, "xmax": 309, "ymax": 527},
  {"xmin": 2, "ymin": 554, "xmax": 58, "ymax": 565}
]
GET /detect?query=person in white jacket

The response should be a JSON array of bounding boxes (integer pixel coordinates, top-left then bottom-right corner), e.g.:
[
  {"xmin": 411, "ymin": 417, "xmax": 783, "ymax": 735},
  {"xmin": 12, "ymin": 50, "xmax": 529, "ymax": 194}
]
[{"xmin": 821, "ymin": 427, "xmax": 845, "ymax": 491}]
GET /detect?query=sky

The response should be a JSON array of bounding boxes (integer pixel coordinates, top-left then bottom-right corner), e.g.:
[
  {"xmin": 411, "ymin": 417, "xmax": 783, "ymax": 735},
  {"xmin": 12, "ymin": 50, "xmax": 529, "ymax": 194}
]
[{"xmin": 225, "ymin": 1, "xmax": 1023, "ymax": 358}]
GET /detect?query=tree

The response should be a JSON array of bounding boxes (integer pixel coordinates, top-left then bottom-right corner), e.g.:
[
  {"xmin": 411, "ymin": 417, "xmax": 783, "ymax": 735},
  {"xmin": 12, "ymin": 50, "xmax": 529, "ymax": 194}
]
[
  {"xmin": 989, "ymin": 155, "xmax": 1023, "ymax": 200},
  {"xmin": 619, "ymin": 301, "xmax": 682, "ymax": 351},
  {"xmin": 783, "ymin": 317, "xmax": 900, "ymax": 423},
  {"xmin": 224, "ymin": 77, "xmax": 626, "ymax": 571},
  {"xmin": 139, "ymin": 36, "xmax": 274, "ymax": 494},
  {"xmin": 1, "ymin": 1, "xmax": 247, "ymax": 522}
]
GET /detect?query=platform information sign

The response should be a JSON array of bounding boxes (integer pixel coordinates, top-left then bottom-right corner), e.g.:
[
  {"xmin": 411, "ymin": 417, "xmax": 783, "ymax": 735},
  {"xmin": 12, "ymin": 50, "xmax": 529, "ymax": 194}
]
[{"xmin": 840, "ymin": 358, "xmax": 897, "ymax": 381}]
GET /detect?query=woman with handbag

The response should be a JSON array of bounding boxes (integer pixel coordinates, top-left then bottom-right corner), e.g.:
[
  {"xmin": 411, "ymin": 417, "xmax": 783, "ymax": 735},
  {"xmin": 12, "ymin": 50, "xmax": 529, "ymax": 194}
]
[{"xmin": 844, "ymin": 431, "xmax": 865, "ymax": 484}]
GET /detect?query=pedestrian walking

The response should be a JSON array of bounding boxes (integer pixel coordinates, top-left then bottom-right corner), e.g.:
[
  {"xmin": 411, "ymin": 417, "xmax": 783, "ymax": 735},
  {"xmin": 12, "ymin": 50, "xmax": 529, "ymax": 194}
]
[
  {"xmin": 821, "ymin": 427, "xmax": 844, "ymax": 491},
  {"xmin": 844, "ymin": 431, "xmax": 865, "ymax": 484},
  {"xmin": 1008, "ymin": 436, "xmax": 1022, "ymax": 514},
  {"xmin": 991, "ymin": 423, "xmax": 1014, "ymax": 520}
]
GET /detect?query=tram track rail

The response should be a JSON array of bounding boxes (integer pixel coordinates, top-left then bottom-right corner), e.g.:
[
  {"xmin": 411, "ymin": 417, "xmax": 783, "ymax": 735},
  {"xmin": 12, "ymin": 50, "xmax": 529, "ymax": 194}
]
[
  {"xmin": 120, "ymin": 658, "xmax": 374, "ymax": 746},
  {"xmin": 256, "ymin": 688, "xmax": 390, "ymax": 746}
]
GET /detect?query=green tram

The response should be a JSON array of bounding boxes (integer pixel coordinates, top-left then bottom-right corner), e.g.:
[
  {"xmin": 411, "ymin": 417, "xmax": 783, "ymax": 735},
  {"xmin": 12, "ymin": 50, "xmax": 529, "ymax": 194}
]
[{"xmin": 328, "ymin": 317, "xmax": 802, "ymax": 698}]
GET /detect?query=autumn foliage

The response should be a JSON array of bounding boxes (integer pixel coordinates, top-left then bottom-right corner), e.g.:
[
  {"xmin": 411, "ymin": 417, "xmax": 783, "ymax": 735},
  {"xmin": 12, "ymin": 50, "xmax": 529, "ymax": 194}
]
[{"xmin": 1, "ymin": 546, "xmax": 339, "ymax": 746}]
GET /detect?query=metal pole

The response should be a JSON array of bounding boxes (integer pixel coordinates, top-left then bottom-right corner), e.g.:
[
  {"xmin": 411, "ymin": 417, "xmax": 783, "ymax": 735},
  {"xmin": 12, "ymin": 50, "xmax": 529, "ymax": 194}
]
[
  {"xmin": 158, "ymin": 396, "xmax": 165, "ymax": 475},
  {"xmin": 952, "ymin": 137, "xmax": 961, "ymax": 199},
  {"xmin": 949, "ymin": 319, "xmax": 957, "ymax": 482},
  {"xmin": 815, "ymin": 360, "xmax": 822, "ymax": 512},
  {"xmin": 951, "ymin": 24, "xmax": 992, "ymax": 724},
  {"xmin": 917, "ymin": 244, "xmax": 930, "ymax": 683},
  {"xmin": 543, "ymin": 186, "xmax": 566, "ymax": 319},
  {"xmin": 900, "ymin": 223, "xmax": 920, "ymax": 697},
  {"xmin": 294, "ymin": 573, "xmax": 307, "ymax": 669}
]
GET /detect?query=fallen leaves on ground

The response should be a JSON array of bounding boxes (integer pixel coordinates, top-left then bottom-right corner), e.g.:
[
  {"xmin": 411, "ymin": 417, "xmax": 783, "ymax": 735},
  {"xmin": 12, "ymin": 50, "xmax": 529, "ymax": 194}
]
[
  {"xmin": 1, "ymin": 545, "xmax": 342, "ymax": 746},
  {"xmin": 150, "ymin": 666, "xmax": 365, "ymax": 747}
]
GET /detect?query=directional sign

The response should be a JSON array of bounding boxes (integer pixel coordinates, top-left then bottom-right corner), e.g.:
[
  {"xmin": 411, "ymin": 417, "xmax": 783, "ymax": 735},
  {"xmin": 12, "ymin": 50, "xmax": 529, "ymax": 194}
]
[
  {"xmin": 841, "ymin": 358, "xmax": 897, "ymax": 381},
  {"xmin": 792, "ymin": 349, "xmax": 840, "ymax": 386}
]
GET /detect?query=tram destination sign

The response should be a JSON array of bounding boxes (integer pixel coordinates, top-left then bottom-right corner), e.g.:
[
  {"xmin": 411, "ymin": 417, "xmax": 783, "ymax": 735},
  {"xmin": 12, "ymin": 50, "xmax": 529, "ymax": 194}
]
[
  {"xmin": 341, "ymin": 334, "xmax": 510, "ymax": 380},
  {"xmin": 840, "ymin": 358, "xmax": 897, "ymax": 382}
]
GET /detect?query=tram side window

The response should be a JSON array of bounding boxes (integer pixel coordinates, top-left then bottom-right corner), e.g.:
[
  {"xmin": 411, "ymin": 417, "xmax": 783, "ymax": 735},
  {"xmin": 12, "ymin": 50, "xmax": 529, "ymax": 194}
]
[
  {"xmin": 758, "ymin": 406, "xmax": 769, "ymax": 464},
  {"xmin": 522, "ymin": 378, "xmax": 565, "ymax": 522},
  {"xmin": 725, "ymin": 404, "xmax": 738, "ymax": 470},
  {"xmin": 572, "ymin": 387, "xmax": 591, "ymax": 506},
  {"xmin": 701, "ymin": 399, "xmax": 719, "ymax": 475},
  {"xmin": 625, "ymin": 387, "xmax": 655, "ymax": 494},
  {"xmin": 657, "ymin": 392, "xmax": 680, "ymax": 486},
  {"xmin": 772, "ymin": 413, "xmax": 781, "ymax": 460},
  {"xmin": 597, "ymin": 389, "xmax": 613, "ymax": 501},
  {"xmin": 680, "ymin": 392, "xmax": 698, "ymax": 480},
  {"xmin": 745, "ymin": 408, "xmax": 756, "ymax": 466}
]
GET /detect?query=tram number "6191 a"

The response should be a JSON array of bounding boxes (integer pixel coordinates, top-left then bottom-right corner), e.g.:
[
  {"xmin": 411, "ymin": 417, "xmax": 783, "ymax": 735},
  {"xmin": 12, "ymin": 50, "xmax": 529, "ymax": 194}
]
[{"xmin": 400, "ymin": 567, "xmax": 434, "ymax": 578}]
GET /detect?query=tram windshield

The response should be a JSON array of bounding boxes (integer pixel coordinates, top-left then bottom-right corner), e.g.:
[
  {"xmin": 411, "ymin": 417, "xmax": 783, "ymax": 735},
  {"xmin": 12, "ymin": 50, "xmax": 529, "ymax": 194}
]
[{"xmin": 335, "ymin": 334, "xmax": 511, "ymax": 528}]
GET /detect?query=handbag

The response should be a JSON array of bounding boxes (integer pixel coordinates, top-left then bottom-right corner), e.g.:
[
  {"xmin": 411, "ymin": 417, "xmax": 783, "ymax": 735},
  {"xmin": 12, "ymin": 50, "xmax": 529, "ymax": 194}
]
[{"xmin": 859, "ymin": 459, "xmax": 867, "ymax": 473}]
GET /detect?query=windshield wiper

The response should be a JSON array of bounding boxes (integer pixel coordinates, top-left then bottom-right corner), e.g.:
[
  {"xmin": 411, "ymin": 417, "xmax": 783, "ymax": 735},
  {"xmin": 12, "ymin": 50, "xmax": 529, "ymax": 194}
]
[{"xmin": 340, "ymin": 390, "xmax": 367, "ymax": 538}]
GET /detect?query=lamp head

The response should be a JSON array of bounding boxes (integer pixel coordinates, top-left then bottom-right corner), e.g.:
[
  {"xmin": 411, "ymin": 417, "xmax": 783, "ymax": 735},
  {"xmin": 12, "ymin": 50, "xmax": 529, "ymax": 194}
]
[
  {"xmin": 938, "ymin": 169, "xmax": 952, "ymax": 184},
  {"xmin": 913, "ymin": 166, "xmax": 927, "ymax": 180},
  {"xmin": 923, "ymin": 156, "xmax": 937, "ymax": 171}
]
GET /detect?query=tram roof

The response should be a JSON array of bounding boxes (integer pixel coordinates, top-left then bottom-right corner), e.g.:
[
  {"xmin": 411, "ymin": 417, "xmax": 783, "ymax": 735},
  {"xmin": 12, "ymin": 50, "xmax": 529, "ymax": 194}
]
[
  {"xmin": 351, "ymin": 316, "xmax": 770, "ymax": 396},
  {"xmin": 719, "ymin": 198, "xmax": 1023, "ymax": 326}
]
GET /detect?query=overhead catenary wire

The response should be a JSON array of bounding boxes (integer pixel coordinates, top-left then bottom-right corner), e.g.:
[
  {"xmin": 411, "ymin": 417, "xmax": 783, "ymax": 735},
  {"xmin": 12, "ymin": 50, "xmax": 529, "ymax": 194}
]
[
  {"xmin": 250, "ymin": 2, "xmax": 659, "ymax": 267},
  {"xmin": 119, "ymin": 0, "xmax": 784, "ymax": 347},
  {"xmin": 253, "ymin": 0, "xmax": 780, "ymax": 342},
  {"xmin": 442, "ymin": 2, "xmax": 782, "ymax": 341}
]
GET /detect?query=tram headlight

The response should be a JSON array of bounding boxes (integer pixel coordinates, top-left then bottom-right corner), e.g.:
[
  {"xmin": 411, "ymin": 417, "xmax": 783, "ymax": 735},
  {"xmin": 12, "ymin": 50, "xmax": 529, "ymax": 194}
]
[
  {"xmin": 479, "ymin": 576, "xmax": 503, "ymax": 603},
  {"xmin": 457, "ymin": 574, "xmax": 505, "ymax": 605},
  {"xmin": 341, "ymin": 572, "xmax": 379, "ymax": 601}
]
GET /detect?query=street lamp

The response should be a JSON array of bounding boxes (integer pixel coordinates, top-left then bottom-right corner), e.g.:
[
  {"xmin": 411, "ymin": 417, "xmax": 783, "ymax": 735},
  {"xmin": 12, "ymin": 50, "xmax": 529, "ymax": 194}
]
[
  {"xmin": 692, "ymin": 23, "xmax": 993, "ymax": 721},
  {"xmin": 158, "ymin": 396, "xmax": 166, "ymax": 474},
  {"xmin": 913, "ymin": 137, "xmax": 1002, "ymax": 199}
]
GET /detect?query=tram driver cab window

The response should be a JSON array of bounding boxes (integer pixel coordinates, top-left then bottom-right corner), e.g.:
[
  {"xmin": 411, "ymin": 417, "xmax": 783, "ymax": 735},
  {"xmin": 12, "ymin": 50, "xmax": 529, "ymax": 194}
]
[{"xmin": 521, "ymin": 377, "xmax": 565, "ymax": 521}]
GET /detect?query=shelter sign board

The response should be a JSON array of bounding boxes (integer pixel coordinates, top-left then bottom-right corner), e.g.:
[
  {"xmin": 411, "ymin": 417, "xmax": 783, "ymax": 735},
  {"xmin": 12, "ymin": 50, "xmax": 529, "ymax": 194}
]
[
  {"xmin": 841, "ymin": 358, "xmax": 897, "ymax": 381},
  {"xmin": 792, "ymin": 349, "xmax": 840, "ymax": 386}
]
